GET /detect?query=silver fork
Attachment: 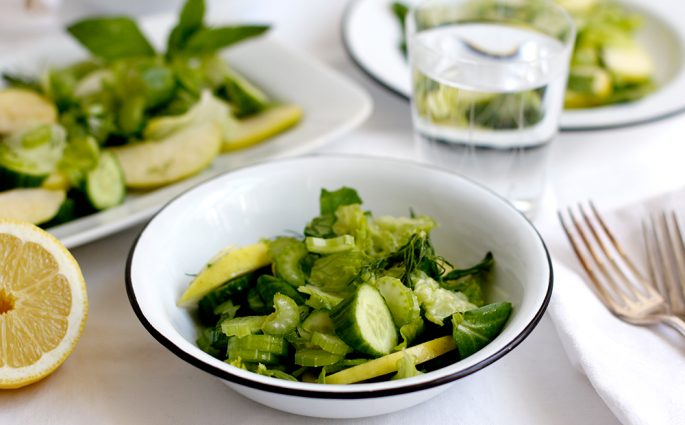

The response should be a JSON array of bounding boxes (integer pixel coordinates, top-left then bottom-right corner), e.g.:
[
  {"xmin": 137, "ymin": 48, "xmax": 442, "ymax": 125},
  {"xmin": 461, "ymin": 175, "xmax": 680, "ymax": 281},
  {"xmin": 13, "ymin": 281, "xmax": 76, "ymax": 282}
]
[{"xmin": 558, "ymin": 202, "xmax": 685, "ymax": 337}]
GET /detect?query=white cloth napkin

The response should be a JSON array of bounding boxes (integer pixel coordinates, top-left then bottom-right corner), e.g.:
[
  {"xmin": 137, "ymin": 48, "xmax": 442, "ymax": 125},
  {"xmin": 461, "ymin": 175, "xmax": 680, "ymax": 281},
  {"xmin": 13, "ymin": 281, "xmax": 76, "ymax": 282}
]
[{"xmin": 539, "ymin": 188, "xmax": 685, "ymax": 425}]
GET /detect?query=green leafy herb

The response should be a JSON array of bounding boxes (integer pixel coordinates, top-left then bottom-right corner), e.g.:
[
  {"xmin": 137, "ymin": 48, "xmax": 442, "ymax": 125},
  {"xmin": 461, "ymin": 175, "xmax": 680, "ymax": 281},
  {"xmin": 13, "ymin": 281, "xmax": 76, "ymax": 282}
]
[
  {"xmin": 167, "ymin": 0, "xmax": 205, "ymax": 57},
  {"xmin": 67, "ymin": 18, "xmax": 156, "ymax": 60},
  {"xmin": 451, "ymin": 302, "xmax": 512, "ymax": 358},
  {"xmin": 183, "ymin": 26, "xmax": 270, "ymax": 56}
]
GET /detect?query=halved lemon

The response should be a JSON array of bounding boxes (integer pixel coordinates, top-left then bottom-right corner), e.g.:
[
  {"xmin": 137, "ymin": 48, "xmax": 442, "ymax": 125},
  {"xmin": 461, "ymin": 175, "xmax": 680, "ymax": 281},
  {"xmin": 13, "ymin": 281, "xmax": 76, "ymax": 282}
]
[{"xmin": 0, "ymin": 219, "xmax": 88, "ymax": 389}]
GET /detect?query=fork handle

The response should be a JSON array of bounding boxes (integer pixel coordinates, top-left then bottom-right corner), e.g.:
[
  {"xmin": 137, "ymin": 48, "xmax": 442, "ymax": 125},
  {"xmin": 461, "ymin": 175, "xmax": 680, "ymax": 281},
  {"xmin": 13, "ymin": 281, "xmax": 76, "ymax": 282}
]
[{"xmin": 662, "ymin": 315, "xmax": 685, "ymax": 337}]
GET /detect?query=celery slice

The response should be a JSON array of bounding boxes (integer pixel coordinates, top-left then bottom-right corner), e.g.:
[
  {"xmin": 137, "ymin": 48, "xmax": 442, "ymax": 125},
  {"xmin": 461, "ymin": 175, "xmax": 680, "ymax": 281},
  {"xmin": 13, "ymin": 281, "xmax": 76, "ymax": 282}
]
[
  {"xmin": 220, "ymin": 316, "xmax": 266, "ymax": 338},
  {"xmin": 294, "ymin": 349, "xmax": 343, "ymax": 367},
  {"xmin": 305, "ymin": 235, "xmax": 355, "ymax": 254},
  {"xmin": 311, "ymin": 331, "xmax": 353, "ymax": 356},
  {"xmin": 235, "ymin": 335, "xmax": 288, "ymax": 356}
]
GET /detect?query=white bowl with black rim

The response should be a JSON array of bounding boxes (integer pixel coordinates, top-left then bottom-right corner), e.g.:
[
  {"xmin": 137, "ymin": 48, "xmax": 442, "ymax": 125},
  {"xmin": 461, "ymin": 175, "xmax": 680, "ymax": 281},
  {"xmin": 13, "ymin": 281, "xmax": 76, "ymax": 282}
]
[{"xmin": 125, "ymin": 155, "xmax": 552, "ymax": 418}]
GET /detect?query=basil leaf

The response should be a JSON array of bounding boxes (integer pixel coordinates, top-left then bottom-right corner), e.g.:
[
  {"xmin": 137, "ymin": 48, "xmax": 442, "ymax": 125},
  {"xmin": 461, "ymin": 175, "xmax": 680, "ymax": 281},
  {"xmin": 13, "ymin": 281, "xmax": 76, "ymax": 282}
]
[
  {"xmin": 167, "ymin": 0, "xmax": 205, "ymax": 57},
  {"xmin": 451, "ymin": 302, "xmax": 512, "ymax": 358},
  {"xmin": 183, "ymin": 25, "xmax": 270, "ymax": 56},
  {"xmin": 320, "ymin": 187, "xmax": 363, "ymax": 215},
  {"xmin": 67, "ymin": 18, "xmax": 156, "ymax": 60}
]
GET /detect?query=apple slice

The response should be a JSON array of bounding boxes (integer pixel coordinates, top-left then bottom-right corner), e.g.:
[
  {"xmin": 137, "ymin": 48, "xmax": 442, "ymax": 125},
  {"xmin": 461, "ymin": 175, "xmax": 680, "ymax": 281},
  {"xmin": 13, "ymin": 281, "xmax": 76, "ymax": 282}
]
[{"xmin": 107, "ymin": 122, "xmax": 221, "ymax": 190}]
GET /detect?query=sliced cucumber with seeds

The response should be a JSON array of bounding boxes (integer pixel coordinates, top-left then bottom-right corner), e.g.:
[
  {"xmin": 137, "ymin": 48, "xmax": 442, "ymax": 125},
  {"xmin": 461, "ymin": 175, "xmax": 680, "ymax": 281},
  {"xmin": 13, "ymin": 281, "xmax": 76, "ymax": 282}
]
[
  {"xmin": 0, "ymin": 124, "xmax": 66, "ymax": 190},
  {"xmin": 85, "ymin": 151, "xmax": 126, "ymax": 210},
  {"xmin": 330, "ymin": 283, "xmax": 398, "ymax": 357}
]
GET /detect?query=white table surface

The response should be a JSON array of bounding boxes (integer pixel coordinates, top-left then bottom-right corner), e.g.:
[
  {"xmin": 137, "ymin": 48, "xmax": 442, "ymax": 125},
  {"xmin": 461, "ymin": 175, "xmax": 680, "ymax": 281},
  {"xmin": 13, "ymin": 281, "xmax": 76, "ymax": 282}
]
[{"xmin": 2, "ymin": 0, "xmax": 685, "ymax": 423}]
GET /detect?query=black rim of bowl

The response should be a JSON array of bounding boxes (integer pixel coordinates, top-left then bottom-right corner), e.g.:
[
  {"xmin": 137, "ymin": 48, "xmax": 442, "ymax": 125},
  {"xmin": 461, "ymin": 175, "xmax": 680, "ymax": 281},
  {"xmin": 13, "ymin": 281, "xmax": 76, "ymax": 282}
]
[{"xmin": 125, "ymin": 153, "xmax": 554, "ymax": 399}]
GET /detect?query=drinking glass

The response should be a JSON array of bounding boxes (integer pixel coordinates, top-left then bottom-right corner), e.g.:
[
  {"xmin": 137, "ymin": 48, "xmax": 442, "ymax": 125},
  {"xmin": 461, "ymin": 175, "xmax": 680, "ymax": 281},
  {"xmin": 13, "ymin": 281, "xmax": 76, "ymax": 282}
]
[{"xmin": 406, "ymin": 0, "xmax": 576, "ymax": 218}]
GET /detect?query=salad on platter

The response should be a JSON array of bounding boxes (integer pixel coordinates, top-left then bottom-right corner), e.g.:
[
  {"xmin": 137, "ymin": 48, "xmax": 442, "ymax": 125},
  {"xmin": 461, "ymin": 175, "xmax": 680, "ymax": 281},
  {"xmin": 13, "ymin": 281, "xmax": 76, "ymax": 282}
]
[
  {"xmin": 0, "ymin": 0, "xmax": 302, "ymax": 229},
  {"xmin": 179, "ymin": 187, "xmax": 512, "ymax": 384},
  {"xmin": 391, "ymin": 0, "xmax": 656, "ymax": 110}
]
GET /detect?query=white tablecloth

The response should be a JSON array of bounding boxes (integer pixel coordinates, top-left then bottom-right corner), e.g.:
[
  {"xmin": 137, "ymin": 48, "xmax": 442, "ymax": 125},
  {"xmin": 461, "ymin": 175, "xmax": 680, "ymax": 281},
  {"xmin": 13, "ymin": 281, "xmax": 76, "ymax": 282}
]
[{"xmin": 2, "ymin": 0, "xmax": 685, "ymax": 423}]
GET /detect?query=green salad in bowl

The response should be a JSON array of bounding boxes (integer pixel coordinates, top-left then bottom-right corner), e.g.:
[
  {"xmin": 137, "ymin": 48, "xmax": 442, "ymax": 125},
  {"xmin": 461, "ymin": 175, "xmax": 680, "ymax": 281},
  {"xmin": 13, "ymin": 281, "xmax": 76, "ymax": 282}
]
[
  {"xmin": 179, "ymin": 187, "xmax": 512, "ymax": 384},
  {"xmin": 392, "ymin": 0, "xmax": 655, "ymax": 113}
]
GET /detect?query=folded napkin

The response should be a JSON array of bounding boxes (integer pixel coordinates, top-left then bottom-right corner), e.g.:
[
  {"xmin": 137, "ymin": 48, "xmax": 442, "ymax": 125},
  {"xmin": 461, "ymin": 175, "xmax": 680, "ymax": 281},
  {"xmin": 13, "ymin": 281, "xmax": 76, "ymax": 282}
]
[{"xmin": 539, "ymin": 188, "xmax": 685, "ymax": 425}]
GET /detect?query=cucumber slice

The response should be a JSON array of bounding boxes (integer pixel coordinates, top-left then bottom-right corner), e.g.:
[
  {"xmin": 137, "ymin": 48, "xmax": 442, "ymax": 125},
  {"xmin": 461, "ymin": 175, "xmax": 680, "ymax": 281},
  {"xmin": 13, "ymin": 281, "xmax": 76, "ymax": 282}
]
[
  {"xmin": 330, "ymin": 284, "xmax": 398, "ymax": 357},
  {"xmin": 221, "ymin": 104, "xmax": 302, "ymax": 152},
  {"xmin": 0, "ymin": 124, "xmax": 67, "ymax": 190},
  {"xmin": 0, "ymin": 88, "xmax": 57, "ymax": 134},
  {"xmin": 85, "ymin": 151, "xmax": 126, "ymax": 210},
  {"xmin": 108, "ymin": 121, "xmax": 221, "ymax": 190},
  {"xmin": 223, "ymin": 67, "xmax": 271, "ymax": 118},
  {"xmin": 0, "ymin": 188, "xmax": 65, "ymax": 225}
]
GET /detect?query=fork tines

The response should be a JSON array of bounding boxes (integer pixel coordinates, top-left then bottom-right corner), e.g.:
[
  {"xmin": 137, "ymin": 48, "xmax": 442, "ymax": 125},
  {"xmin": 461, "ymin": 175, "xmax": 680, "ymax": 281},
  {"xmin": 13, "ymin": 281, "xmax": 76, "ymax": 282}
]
[
  {"xmin": 558, "ymin": 202, "xmax": 665, "ymax": 318},
  {"xmin": 644, "ymin": 212, "xmax": 685, "ymax": 317}
]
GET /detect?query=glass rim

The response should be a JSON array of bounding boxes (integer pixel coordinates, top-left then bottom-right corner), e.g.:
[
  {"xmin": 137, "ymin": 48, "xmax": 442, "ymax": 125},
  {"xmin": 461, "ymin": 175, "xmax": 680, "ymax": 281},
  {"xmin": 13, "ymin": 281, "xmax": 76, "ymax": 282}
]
[{"xmin": 406, "ymin": 0, "xmax": 577, "ymax": 66}]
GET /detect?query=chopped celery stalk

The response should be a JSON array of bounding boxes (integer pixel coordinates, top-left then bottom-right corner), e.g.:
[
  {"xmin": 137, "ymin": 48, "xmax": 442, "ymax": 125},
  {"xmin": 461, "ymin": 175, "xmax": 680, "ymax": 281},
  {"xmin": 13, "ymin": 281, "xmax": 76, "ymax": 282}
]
[
  {"xmin": 317, "ymin": 368, "xmax": 326, "ymax": 384},
  {"xmin": 294, "ymin": 349, "xmax": 343, "ymax": 367},
  {"xmin": 256, "ymin": 364, "xmax": 299, "ymax": 382},
  {"xmin": 326, "ymin": 336, "xmax": 457, "ymax": 385},
  {"xmin": 267, "ymin": 237, "xmax": 300, "ymax": 261},
  {"xmin": 305, "ymin": 235, "xmax": 355, "ymax": 254},
  {"xmin": 273, "ymin": 240, "xmax": 308, "ymax": 287},
  {"xmin": 301, "ymin": 309, "xmax": 335, "ymax": 335},
  {"xmin": 323, "ymin": 358, "xmax": 369, "ymax": 374},
  {"xmin": 298, "ymin": 285, "xmax": 346, "ymax": 310},
  {"xmin": 220, "ymin": 316, "xmax": 266, "ymax": 338},
  {"xmin": 227, "ymin": 348, "xmax": 280, "ymax": 365},
  {"xmin": 235, "ymin": 335, "xmax": 288, "ymax": 356},
  {"xmin": 374, "ymin": 276, "xmax": 420, "ymax": 328},
  {"xmin": 196, "ymin": 328, "xmax": 222, "ymax": 358},
  {"xmin": 261, "ymin": 293, "xmax": 300, "ymax": 337},
  {"xmin": 311, "ymin": 331, "xmax": 353, "ymax": 355}
]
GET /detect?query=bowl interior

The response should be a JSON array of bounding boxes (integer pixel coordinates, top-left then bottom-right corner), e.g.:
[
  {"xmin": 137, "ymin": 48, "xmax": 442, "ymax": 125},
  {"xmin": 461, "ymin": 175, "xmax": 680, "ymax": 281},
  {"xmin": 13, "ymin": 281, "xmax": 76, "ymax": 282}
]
[{"xmin": 127, "ymin": 155, "xmax": 551, "ymax": 395}]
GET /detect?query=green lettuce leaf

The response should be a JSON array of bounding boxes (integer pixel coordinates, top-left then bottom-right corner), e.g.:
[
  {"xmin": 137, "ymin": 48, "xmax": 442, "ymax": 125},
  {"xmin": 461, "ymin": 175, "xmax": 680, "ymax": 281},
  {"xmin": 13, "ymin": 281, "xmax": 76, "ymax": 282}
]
[
  {"xmin": 411, "ymin": 270, "xmax": 477, "ymax": 326},
  {"xmin": 451, "ymin": 302, "xmax": 512, "ymax": 358}
]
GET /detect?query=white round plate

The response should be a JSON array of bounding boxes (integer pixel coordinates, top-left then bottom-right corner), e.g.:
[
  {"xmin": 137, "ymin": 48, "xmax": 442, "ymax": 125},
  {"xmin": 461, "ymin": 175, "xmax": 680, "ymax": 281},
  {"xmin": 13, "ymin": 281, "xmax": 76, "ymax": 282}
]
[
  {"xmin": 343, "ymin": 0, "xmax": 685, "ymax": 130},
  {"xmin": 0, "ymin": 14, "xmax": 372, "ymax": 248}
]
